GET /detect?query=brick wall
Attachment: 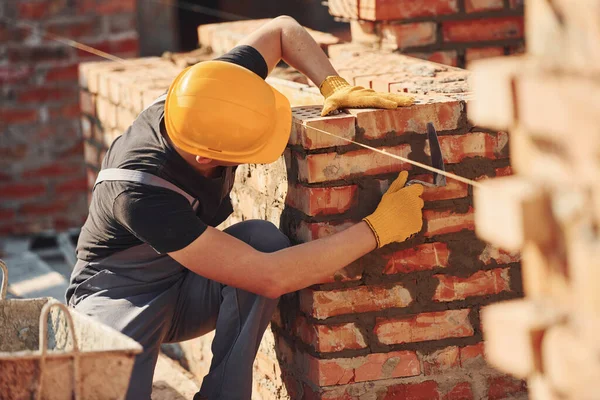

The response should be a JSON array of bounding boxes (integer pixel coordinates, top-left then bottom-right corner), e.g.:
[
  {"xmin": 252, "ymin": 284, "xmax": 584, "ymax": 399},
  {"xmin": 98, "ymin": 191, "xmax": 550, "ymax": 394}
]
[
  {"xmin": 328, "ymin": 0, "xmax": 524, "ymax": 68},
  {"xmin": 79, "ymin": 19, "xmax": 527, "ymax": 399},
  {"xmin": 0, "ymin": 0, "xmax": 139, "ymax": 235},
  {"xmin": 273, "ymin": 52, "xmax": 526, "ymax": 399}
]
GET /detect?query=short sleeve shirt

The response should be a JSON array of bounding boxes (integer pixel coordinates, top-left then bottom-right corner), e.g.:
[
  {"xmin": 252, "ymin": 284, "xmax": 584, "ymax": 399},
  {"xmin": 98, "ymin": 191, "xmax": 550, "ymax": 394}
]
[{"xmin": 75, "ymin": 45, "xmax": 269, "ymax": 262}]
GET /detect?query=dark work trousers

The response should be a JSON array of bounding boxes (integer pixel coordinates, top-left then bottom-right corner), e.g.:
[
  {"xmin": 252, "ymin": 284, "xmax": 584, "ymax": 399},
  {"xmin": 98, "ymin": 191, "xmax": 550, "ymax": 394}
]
[{"xmin": 68, "ymin": 219, "xmax": 290, "ymax": 399}]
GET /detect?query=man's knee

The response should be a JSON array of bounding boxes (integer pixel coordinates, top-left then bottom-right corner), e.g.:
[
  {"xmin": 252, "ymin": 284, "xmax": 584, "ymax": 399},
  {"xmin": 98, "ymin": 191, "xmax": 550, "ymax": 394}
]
[{"xmin": 224, "ymin": 220, "xmax": 291, "ymax": 253}]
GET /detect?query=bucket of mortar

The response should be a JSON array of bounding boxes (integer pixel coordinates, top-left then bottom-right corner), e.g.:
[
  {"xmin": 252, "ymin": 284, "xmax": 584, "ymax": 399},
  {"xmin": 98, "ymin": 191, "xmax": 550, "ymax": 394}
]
[{"xmin": 0, "ymin": 259, "xmax": 143, "ymax": 399}]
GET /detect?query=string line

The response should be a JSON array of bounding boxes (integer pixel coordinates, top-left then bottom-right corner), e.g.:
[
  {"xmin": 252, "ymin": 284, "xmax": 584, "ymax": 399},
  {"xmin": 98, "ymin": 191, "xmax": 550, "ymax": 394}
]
[{"xmin": 296, "ymin": 121, "xmax": 483, "ymax": 188}]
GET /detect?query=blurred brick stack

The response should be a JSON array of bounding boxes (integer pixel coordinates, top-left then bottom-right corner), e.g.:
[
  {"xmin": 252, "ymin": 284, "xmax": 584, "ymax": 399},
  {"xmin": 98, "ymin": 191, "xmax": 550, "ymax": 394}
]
[
  {"xmin": 273, "ymin": 53, "xmax": 526, "ymax": 399},
  {"xmin": 0, "ymin": 0, "xmax": 138, "ymax": 235},
  {"xmin": 470, "ymin": 0, "xmax": 600, "ymax": 399},
  {"xmin": 327, "ymin": 0, "xmax": 524, "ymax": 68}
]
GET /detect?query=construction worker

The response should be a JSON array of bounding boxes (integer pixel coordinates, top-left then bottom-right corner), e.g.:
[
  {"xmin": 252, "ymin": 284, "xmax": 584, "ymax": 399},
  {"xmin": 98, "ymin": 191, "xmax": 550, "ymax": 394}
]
[{"xmin": 66, "ymin": 16, "xmax": 423, "ymax": 400}]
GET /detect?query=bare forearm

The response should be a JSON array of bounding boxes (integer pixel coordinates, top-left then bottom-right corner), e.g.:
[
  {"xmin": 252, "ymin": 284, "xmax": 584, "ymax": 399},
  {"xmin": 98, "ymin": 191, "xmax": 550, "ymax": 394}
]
[
  {"xmin": 278, "ymin": 18, "xmax": 338, "ymax": 86},
  {"xmin": 264, "ymin": 222, "xmax": 376, "ymax": 295},
  {"xmin": 239, "ymin": 16, "xmax": 338, "ymax": 86},
  {"xmin": 170, "ymin": 221, "xmax": 376, "ymax": 299}
]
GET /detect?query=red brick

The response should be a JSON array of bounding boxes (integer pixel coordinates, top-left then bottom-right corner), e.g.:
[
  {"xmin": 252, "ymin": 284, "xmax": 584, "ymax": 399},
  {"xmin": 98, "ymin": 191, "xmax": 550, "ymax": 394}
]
[
  {"xmin": 291, "ymin": 106, "xmax": 356, "ymax": 149},
  {"xmin": 407, "ymin": 51, "xmax": 459, "ymax": 67},
  {"xmin": 0, "ymin": 209, "xmax": 16, "ymax": 221},
  {"xmin": 383, "ymin": 242, "xmax": 450, "ymax": 274},
  {"xmin": 18, "ymin": 1, "xmax": 67, "ymax": 19},
  {"xmin": 297, "ymin": 145, "xmax": 411, "ymax": 184},
  {"xmin": 77, "ymin": 37, "xmax": 139, "ymax": 59},
  {"xmin": 465, "ymin": 47, "xmax": 505, "ymax": 63},
  {"xmin": 443, "ymin": 17, "xmax": 524, "ymax": 43},
  {"xmin": 384, "ymin": 380, "xmax": 440, "ymax": 400},
  {"xmin": 0, "ymin": 108, "xmax": 38, "ymax": 124},
  {"xmin": 382, "ymin": 22, "xmax": 437, "ymax": 50},
  {"xmin": 488, "ymin": 376, "xmax": 527, "ymax": 399},
  {"xmin": 286, "ymin": 184, "xmax": 357, "ymax": 216},
  {"xmin": 44, "ymin": 64, "xmax": 80, "ymax": 82},
  {"xmin": 292, "ymin": 220, "xmax": 355, "ymax": 242},
  {"xmin": 460, "ymin": 342, "xmax": 485, "ymax": 367},
  {"xmin": 22, "ymin": 162, "xmax": 81, "ymax": 179},
  {"xmin": 443, "ymin": 382, "xmax": 474, "ymax": 400},
  {"xmin": 17, "ymin": 86, "xmax": 78, "ymax": 103},
  {"xmin": 0, "ymin": 66, "xmax": 33, "ymax": 84},
  {"xmin": 427, "ymin": 132, "xmax": 508, "ymax": 164},
  {"xmin": 0, "ymin": 172, "xmax": 12, "ymax": 182},
  {"xmin": 20, "ymin": 199, "xmax": 70, "ymax": 216},
  {"xmin": 294, "ymin": 316, "xmax": 368, "ymax": 352},
  {"xmin": 56, "ymin": 176, "xmax": 87, "ymax": 193},
  {"xmin": 300, "ymin": 284, "xmax": 413, "ymax": 320},
  {"xmin": 50, "ymin": 102, "xmax": 81, "ymax": 120},
  {"xmin": 479, "ymin": 244, "xmax": 520, "ymax": 265},
  {"xmin": 352, "ymin": 101, "xmax": 463, "ymax": 140},
  {"xmin": 433, "ymin": 268, "xmax": 511, "ymax": 302},
  {"xmin": 360, "ymin": 0, "xmax": 459, "ymax": 21},
  {"xmin": 7, "ymin": 44, "xmax": 72, "ymax": 64},
  {"xmin": 0, "ymin": 183, "xmax": 46, "ymax": 199},
  {"xmin": 305, "ymin": 350, "xmax": 421, "ymax": 386},
  {"xmin": 422, "ymin": 346, "xmax": 460, "ymax": 375},
  {"xmin": 108, "ymin": 13, "xmax": 137, "ymax": 34},
  {"xmin": 411, "ymin": 174, "xmax": 469, "ymax": 202},
  {"xmin": 375, "ymin": 309, "xmax": 474, "ymax": 345},
  {"xmin": 45, "ymin": 18, "xmax": 99, "ymax": 39},
  {"xmin": 495, "ymin": 165, "xmax": 513, "ymax": 177},
  {"xmin": 95, "ymin": 0, "xmax": 136, "ymax": 14},
  {"xmin": 61, "ymin": 141, "xmax": 85, "ymax": 158},
  {"xmin": 424, "ymin": 207, "xmax": 475, "ymax": 237},
  {"xmin": 465, "ymin": 0, "xmax": 504, "ymax": 12}
]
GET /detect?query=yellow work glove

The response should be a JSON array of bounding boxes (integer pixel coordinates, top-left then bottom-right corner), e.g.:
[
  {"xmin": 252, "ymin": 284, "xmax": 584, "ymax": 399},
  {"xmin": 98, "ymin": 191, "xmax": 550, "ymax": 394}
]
[
  {"xmin": 319, "ymin": 76, "xmax": 414, "ymax": 117},
  {"xmin": 363, "ymin": 171, "xmax": 425, "ymax": 248}
]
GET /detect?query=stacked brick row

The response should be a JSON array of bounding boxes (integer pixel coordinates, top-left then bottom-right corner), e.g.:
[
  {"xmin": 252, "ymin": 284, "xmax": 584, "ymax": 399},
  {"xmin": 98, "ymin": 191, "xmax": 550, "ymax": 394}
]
[
  {"xmin": 0, "ymin": 0, "xmax": 139, "ymax": 235},
  {"xmin": 470, "ymin": 1, "xmax": 600, "ymax": 399},
  {"xmin": 272, "ymin": 52, "xmax": 527, "ymax": 399},
  {"xmin": 328, "ymin": 0, "xmax": 524, "ymax": 68}
]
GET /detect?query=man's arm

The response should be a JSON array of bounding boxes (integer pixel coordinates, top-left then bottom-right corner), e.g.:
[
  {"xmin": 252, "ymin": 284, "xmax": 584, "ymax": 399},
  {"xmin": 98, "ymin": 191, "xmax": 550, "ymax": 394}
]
[
  {"xmin": 237, "ymin": 16, "xmax": 338, "ymax": 86},
  {"xmin": 169, "ymin": 172, "xmax": 424, "ymax": 299},
  {"xmin": 169, "ymin": 222, "xmax": 376, "ymax": 299},
  {"xmin": 237, "ymin": 16, "xmax": 414, "ymax": 116}
]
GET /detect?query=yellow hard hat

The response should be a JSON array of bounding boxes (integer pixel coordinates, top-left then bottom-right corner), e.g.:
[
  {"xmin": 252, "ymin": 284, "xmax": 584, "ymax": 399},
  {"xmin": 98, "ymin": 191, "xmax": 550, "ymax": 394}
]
[{"xmin": 164, "ymin": 60, "xmax": 292, "ymax": 164}]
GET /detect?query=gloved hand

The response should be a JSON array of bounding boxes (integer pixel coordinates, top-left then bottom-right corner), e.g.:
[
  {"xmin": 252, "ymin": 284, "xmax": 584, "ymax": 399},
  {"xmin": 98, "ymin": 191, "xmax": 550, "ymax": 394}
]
[
  {"xmin": 320, "ymin": 76, "xmax": 414, "ymax": 117},
  {"xmin": 363, "ymin": 171, "xmax": 425, "ymax": 248}
]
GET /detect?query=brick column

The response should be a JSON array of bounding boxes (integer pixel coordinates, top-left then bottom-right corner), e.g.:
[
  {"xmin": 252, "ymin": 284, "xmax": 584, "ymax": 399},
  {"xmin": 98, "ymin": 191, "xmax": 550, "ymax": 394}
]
[
  {"xmin": 0, "ymin": 0, "xmax": 138, "ymax": 235},
  {"xmin": 328, "ymin": 0, "xmax": 525, "ymax": 68},
  {"xmin": 274, "ymin": 56, "xmax": 527, "ymax": 399}
]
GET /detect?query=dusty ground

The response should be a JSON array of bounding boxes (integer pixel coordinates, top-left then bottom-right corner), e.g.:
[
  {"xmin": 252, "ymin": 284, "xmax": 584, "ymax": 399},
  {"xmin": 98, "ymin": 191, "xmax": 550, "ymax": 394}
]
[{"xmin": 152, "ymin": 354, "xmax": 201, "ymax": 400}]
